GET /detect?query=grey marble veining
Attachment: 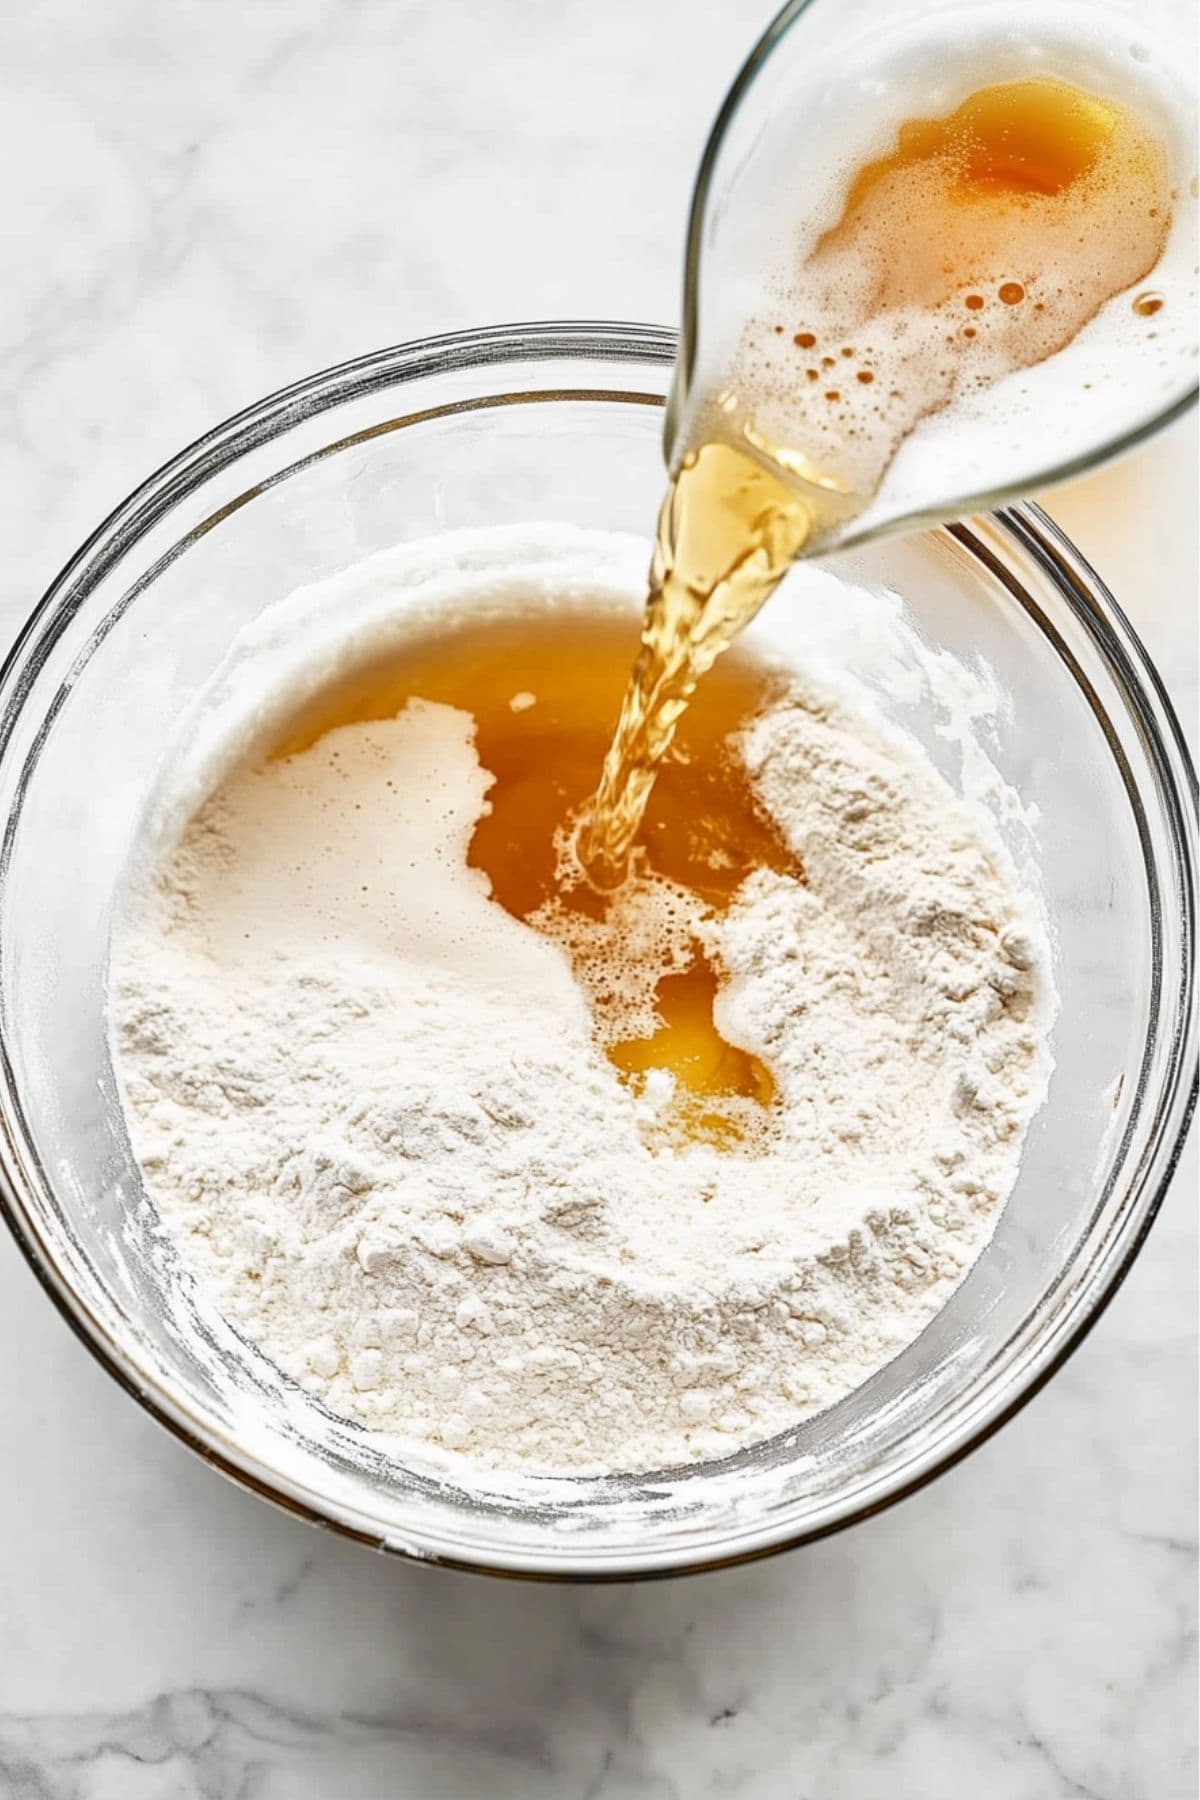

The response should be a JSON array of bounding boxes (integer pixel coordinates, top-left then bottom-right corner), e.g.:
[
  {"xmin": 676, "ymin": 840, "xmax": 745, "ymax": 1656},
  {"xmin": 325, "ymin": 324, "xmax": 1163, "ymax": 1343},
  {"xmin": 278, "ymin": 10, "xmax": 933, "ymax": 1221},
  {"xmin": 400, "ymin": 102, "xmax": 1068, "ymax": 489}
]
[{"xmin": 0, "ymin": 3, "xmax": 1195, "ymax": 1796}]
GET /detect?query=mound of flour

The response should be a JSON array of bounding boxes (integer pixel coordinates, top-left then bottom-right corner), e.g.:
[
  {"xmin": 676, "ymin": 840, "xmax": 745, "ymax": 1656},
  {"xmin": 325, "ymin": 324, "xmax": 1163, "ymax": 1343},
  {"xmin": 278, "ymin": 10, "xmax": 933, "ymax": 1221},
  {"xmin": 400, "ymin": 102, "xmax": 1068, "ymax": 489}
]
[{"xmin": 111, "ymin": 532, "xmax": 1054, "ymax": 1477}]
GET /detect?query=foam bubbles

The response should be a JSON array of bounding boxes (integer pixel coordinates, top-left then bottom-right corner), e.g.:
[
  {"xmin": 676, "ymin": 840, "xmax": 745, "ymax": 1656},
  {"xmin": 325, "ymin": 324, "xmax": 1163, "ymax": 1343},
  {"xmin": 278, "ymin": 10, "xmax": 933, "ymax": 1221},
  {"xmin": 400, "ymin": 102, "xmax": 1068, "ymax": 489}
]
[{"xmin": 685, "ymin": 4, "xmax": 1198, "ymax": 544}]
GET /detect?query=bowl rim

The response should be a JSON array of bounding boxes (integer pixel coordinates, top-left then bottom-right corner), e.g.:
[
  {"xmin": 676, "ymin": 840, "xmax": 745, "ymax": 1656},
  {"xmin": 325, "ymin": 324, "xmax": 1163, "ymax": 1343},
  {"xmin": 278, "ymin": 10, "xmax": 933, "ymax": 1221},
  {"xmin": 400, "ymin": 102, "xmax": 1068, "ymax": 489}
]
[{"xmin": 0, "ymin": 320, "xmax": 1195, "ymax": 1580}]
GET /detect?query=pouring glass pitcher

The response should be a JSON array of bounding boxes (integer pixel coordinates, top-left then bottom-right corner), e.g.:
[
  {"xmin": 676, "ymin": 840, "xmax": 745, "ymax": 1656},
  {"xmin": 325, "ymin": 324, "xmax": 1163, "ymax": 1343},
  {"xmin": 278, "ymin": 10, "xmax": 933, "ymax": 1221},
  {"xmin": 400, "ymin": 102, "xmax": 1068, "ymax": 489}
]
[{"xmin": 664, "ymin": 0, "xmax": 1199, "ymax": 554}]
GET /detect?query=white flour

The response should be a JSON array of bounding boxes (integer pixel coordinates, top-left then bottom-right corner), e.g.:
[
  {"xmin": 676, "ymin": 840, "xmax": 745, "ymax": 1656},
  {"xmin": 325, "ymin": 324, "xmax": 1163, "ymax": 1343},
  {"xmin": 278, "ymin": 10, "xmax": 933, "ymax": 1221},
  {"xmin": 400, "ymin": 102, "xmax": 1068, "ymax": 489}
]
[{"xmin": 111, "ymin": 528, "xmax": 1054, "ymax": 1478}]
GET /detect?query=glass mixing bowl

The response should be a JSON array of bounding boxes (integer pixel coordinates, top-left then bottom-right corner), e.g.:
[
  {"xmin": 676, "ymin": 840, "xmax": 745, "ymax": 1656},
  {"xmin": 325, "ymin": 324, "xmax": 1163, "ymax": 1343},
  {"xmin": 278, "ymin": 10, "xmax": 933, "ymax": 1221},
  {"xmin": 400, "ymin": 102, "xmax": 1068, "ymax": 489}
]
[{"xmin": 0, "ymin": 323, "xmax": 1194, "ymax": 1578}]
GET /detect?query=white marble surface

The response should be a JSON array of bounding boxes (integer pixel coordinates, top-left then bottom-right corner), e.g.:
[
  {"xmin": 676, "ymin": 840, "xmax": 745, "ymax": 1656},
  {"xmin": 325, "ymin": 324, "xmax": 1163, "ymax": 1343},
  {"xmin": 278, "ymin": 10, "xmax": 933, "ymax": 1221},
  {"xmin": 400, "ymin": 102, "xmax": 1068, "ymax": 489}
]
[{"xmin": 1, "ymin": 3, "xmax": 1195, "ymax": 1795}]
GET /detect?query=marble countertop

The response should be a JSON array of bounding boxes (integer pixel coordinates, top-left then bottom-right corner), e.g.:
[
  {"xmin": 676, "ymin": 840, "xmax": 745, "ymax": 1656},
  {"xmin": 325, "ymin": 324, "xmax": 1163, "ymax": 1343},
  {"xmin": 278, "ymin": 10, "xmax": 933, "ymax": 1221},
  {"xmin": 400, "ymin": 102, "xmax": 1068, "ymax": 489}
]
[{"xmin": 1, "ymin": 3, "xmax": 1195, "ymax": 1795}]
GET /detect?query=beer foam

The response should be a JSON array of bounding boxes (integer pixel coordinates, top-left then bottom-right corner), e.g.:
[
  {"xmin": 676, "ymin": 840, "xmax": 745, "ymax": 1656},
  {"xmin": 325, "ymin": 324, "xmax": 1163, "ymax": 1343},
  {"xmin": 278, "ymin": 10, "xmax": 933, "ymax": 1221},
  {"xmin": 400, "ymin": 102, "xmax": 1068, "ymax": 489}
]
[
  {"xmin": 531, "ymin": 873, "xmax": 705, "ymax": 1050},
  {"xmin": 686, "ymin": 1, "xmax": 1198, "ymax": 541}
]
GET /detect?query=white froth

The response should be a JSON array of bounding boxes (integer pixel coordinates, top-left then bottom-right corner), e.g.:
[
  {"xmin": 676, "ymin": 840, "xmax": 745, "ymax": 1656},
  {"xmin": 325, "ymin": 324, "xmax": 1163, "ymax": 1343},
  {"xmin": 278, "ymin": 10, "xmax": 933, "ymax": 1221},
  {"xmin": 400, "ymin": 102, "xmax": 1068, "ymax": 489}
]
[{"xmin": 684, "ymin": 0, "xmax": 1198, "ymax": 539}]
